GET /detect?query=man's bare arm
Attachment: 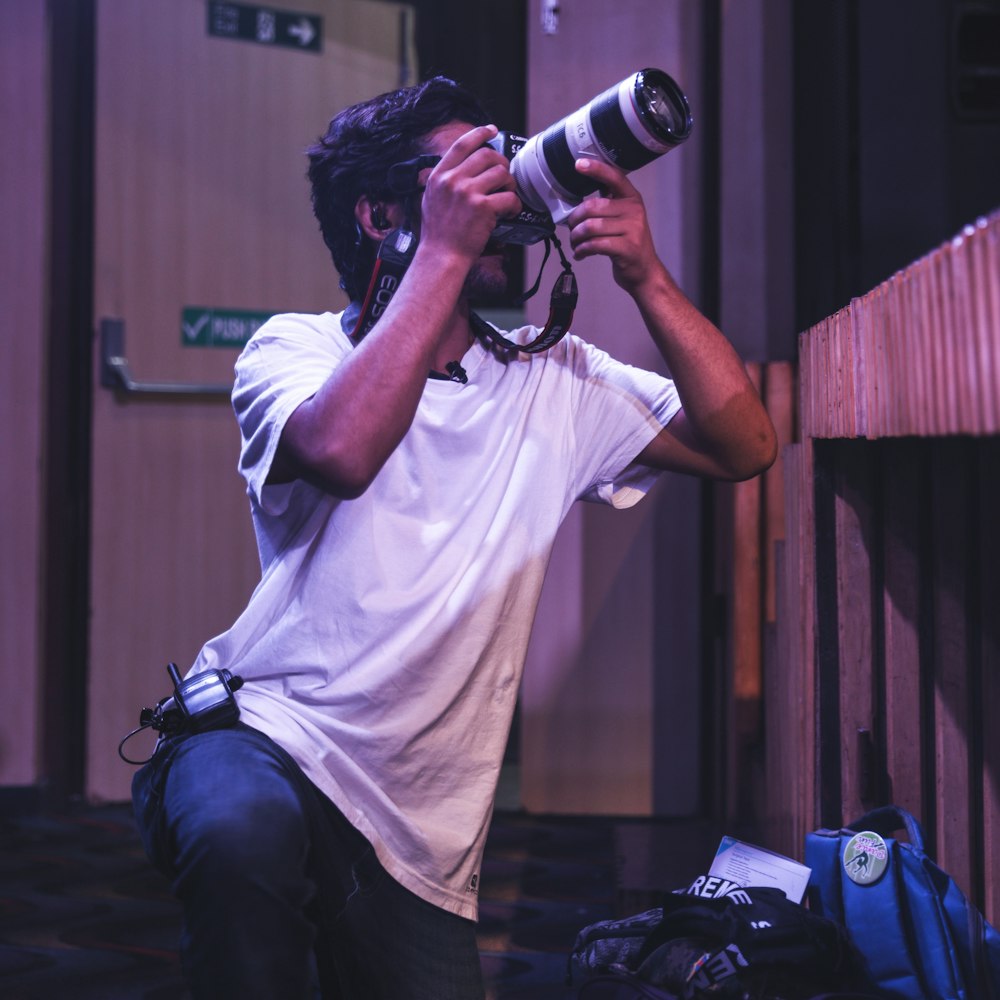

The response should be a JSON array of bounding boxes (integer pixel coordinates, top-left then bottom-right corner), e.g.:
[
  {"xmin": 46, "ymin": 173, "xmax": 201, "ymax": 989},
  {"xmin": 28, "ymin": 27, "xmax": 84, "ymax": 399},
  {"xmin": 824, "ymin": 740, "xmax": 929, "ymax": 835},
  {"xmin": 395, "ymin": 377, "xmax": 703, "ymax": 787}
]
[
  {"xmin": 275, "ymin": 125, "xmax": 522, "ymax": 497},
  {"xmin": 566, "ymin": 158, "xmax": 777, "ymax": 481}
]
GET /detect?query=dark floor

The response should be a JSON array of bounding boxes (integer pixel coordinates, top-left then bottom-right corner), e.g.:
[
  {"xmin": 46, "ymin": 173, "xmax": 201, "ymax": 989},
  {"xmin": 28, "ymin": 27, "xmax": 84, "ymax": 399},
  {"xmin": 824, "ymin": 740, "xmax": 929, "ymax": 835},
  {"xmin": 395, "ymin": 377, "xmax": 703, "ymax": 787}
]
[{"xmin": 0, "ymin": 802, "xmax": 726, "ymax": 999}]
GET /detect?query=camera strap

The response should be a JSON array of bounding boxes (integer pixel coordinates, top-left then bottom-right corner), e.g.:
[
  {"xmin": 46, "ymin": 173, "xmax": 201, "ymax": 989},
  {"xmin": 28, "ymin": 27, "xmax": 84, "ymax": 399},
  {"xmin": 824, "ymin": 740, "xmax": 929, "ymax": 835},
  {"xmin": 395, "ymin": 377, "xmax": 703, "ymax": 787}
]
[
  {"xmin": 351, "ymin": 225, "xmax": 578, "ymax": 370},
  {"xmin": 350, "ymin": 227, "xmax": 418, "ymax": 343},
  {"xmin": 476, "ymin": 233, "xmax": 578, "ymax": 355},
  {"xmin": 350, "ymin": 227, "xmax": 469, "ymax": 383}
]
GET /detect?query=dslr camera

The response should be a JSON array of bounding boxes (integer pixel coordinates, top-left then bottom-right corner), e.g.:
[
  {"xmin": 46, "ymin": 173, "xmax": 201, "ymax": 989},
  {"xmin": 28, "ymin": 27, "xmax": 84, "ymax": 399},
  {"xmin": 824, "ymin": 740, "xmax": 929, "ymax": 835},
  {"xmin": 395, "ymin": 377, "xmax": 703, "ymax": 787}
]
[{"xmin": 488, "ymin": 68, "xmax": 693, "ymax": 246}]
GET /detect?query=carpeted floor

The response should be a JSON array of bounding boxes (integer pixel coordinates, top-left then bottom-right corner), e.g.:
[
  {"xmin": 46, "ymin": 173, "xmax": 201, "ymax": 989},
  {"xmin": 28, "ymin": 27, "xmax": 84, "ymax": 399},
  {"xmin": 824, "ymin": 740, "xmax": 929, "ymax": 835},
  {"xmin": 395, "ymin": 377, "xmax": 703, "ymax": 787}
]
[{"xmin": 0, "ymin": 803, "xmax": 624, "ymax": 1000}]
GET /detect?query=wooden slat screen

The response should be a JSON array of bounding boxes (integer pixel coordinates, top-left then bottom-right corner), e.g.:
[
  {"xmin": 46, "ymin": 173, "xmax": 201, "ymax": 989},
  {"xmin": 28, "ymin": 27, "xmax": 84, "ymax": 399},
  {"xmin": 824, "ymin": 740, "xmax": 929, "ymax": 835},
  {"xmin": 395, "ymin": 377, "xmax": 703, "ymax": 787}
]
[
  {"xmin": 799, "ymin": 209, "xmax": 1000, "ymax": 440},
  {"xmin": 761, "ymin": 209, "xmax": 1000, "ymax": 926},
  {"xmin": 724, "ymin": 362, "xmax": 796, "ymax": 818}
]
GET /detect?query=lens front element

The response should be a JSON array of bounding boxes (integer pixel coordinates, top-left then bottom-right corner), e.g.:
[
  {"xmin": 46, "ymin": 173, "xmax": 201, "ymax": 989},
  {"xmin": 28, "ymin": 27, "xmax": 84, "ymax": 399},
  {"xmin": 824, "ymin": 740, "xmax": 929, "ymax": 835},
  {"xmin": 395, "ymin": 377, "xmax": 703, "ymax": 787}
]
[
  {"xmin": 634, "ymin": 68, "xmax": 693, "ymax": 146},
  {"xmin": 509, "ymin": 68, "xmax": 693, "ymax": 224}
]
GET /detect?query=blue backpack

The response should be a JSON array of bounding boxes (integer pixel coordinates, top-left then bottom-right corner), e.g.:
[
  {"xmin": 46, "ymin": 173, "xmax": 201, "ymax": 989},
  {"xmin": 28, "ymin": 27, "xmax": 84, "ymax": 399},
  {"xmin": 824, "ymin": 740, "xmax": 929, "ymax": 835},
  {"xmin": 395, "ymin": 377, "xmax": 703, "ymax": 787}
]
[{"xmin": 805, "ymin": 806, "xmax": 1000, "ymax": 999}]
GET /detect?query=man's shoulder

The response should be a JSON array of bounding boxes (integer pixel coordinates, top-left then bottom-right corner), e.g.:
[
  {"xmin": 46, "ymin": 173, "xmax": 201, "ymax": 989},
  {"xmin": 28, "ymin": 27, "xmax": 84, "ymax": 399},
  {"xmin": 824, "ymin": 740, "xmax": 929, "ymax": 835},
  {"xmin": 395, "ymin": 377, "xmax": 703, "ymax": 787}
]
[
  {"xmin": 233, "ymin": 311, "xmax": 350, "ymax": 394},
  {"xmin": 238, "ymin": 310, "xmax": 348, "ymax": 361},
  {"xmin": 251, "ymin": 310, "xmax": 344, "ymax": 343}
]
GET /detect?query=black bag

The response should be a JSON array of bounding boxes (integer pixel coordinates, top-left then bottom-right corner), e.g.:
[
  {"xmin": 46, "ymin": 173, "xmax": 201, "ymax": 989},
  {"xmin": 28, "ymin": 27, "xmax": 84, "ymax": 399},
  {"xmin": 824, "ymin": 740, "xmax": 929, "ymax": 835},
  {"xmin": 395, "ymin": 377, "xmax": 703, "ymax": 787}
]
[
  {"xmin": 571, "ymin": 881, "xmax": 877, "ymax": 999},
  {"xmin": 570, "ymin": 906, "xmax": 667, "ymax": 982},
  {"xmin": 577, "ymin": 975, "xmax": 678, "ymax": 999},
  {"xmin": 579, "ymin": 980, "xmax": 879, "ymax": 1000},
  {"xmin": 638, "ymin": 886, "xmax": 869, "ymax": 998}
]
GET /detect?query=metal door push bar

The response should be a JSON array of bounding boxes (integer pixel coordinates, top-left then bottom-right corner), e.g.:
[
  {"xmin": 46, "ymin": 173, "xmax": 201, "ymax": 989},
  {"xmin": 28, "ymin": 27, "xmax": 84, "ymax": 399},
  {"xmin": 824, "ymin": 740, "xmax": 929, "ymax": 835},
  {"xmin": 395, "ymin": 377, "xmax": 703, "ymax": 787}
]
[{"xmin": 100, "ymin": 318, "xmax": 232, "ymax": 399}]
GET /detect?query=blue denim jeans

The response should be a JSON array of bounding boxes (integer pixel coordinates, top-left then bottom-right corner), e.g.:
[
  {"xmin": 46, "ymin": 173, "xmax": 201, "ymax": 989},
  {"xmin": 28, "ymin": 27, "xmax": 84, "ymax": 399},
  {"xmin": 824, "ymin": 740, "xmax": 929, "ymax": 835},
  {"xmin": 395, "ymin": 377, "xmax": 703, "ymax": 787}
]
[{"xmin": 132, "ymin": 723, "xmax": 485, "ymax": 1000}]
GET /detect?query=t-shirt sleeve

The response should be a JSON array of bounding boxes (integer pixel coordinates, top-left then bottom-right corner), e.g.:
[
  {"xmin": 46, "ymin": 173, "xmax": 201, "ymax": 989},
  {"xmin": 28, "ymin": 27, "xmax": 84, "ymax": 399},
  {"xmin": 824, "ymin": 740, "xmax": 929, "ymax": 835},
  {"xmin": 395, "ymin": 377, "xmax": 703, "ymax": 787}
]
[
  {"xmin": 562, "ymin": 336, "xmax": 682, "ymax": 508},
  {"xmin": 232, "ymin": 313, "xmax": 348, "ymax": 514}
]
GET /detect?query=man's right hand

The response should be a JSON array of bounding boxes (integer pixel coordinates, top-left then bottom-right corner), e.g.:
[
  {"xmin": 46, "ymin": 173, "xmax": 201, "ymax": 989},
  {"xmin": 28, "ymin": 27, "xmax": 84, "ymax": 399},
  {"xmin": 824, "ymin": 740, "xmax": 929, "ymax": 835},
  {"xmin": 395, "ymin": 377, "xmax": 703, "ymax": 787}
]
[{"xmin": 416, "ymin": 124, "xmax": 523, "ymax": 268}]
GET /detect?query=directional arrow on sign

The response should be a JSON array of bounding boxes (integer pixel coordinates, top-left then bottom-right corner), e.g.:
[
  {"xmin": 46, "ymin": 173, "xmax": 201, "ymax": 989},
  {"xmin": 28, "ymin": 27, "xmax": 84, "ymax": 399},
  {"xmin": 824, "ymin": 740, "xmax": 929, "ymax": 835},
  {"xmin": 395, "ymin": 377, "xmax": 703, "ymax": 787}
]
[{"xmin": 288, "ymin": 17, "xmax": 315, "ymax": 47}]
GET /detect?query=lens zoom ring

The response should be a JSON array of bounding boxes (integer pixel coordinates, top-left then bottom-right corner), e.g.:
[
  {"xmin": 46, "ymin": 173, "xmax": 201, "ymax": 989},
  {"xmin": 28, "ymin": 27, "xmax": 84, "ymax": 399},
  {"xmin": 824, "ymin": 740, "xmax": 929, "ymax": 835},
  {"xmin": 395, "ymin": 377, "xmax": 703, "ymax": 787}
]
[
  {"xmin": 590, "ymin": 90, "xmax": 659, "ymax": 171},
  {"xmin": 541, "ymin": 125, "xmax": 597, "ymax": 200}
]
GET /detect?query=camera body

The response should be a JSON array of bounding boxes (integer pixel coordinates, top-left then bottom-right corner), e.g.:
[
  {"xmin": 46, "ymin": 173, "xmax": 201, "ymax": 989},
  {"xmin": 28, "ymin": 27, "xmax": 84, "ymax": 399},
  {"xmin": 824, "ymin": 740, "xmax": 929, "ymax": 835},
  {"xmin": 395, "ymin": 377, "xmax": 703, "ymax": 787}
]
[
  {"xmin": 486, "ymin": 131, "xmax": 557, "ymax": 246},
  {"xmin": 488, "ymin": 68, "xmax": 692, "ymax": 244}
]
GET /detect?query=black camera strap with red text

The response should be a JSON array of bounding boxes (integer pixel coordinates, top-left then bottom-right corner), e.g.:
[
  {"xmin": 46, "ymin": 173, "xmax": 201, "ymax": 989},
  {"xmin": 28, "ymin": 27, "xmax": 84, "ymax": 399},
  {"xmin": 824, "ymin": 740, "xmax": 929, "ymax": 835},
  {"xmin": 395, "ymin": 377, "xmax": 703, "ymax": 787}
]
[
  {"xmin": 350, "ymin": 227, "xmax": 468, "ymax": 383},
  {"xmin": 350, "ymin": 227, "xmax": 419, "ymax": 344}
]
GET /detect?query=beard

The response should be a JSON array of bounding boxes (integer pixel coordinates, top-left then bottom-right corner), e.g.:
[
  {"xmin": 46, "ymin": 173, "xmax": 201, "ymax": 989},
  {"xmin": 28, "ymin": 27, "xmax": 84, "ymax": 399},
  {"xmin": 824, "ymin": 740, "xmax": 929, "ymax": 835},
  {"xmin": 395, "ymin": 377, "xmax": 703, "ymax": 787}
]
[{"xmin": 463, "ymin": 245, "xmax": 511, "ymax": 305}]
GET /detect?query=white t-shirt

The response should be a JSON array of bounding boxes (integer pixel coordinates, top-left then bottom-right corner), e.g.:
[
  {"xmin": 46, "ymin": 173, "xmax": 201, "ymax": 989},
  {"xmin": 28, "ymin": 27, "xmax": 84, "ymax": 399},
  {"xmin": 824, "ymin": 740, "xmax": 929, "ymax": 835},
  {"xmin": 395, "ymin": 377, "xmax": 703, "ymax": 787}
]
[{"xmin": 189, "ymin": 311, "xmax": 681, "ymax": 919}]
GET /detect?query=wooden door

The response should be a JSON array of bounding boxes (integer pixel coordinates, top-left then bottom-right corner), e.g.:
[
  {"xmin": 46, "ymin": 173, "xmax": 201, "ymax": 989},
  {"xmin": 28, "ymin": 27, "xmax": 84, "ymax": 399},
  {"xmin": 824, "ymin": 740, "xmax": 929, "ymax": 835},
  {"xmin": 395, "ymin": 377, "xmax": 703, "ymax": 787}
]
[{"xmin": 88, "ymin": 0, "xmax": 412, "ymax": 800}]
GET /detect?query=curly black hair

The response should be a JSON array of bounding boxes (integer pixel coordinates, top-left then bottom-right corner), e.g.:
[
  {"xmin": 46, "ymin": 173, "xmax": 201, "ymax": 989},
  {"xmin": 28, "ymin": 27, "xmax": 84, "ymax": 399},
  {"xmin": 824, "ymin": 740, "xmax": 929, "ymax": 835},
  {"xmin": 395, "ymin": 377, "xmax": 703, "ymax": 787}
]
[{"xmin": 306, "ymin": 76, "xmax": 490, "ymax": 301}]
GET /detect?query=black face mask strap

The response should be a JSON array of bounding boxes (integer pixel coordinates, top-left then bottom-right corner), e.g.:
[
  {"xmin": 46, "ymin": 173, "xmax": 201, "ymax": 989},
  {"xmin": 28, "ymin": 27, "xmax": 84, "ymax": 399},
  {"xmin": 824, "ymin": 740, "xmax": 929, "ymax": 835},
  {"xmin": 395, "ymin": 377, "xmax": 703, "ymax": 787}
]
[{"xmin": 475, "ymin": 232, "xmax": 578, "ymax": 355}]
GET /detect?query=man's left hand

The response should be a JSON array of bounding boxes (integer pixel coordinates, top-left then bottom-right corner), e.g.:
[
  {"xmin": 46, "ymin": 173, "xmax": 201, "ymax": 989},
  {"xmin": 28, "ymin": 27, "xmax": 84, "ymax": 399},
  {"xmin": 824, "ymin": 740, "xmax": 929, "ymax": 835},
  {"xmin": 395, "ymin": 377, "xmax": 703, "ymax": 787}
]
[{"xmin": 563, "ymin": 159, "xmax": 660, "ymax": 296}]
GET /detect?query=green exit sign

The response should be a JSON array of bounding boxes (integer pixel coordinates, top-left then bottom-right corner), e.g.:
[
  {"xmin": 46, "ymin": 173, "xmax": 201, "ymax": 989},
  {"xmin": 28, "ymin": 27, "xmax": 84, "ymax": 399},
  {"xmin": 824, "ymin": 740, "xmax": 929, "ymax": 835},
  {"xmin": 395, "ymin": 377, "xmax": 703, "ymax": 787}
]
[{"xmin": 182, "ymin": 307, "xmax": 273, "ymax": 348}]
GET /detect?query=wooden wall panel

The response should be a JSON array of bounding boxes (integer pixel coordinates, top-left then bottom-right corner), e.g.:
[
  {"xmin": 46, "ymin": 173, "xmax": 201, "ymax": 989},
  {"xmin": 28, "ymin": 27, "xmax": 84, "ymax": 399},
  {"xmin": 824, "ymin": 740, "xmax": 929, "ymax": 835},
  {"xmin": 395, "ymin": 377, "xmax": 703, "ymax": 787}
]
[
  {"xmin": 730, "ymin": 361, "xmax": 796, "ymax": 823},
  {"xmin": 769, "ymin": 211, "xmax": 1000, "ymax": 924},
  {"xmin": 763, "ymin": 363, "xmax": 796, "ymax": 623},
  {"xmin": 881, "ymin": 442, "xmax": 925, "ymax": 821},
  {"xmin": 775, "ymin": 435, "xmax": 1000, "ymax": 921},
  {"xmin": 833, "ymin": 446, "xmax": 876, "ymax": 823},
  {"xmin": 930, "ymin": 441, "xmax": 973, "ymax": 893},
  {"xmin": 799, "ymin": 211, "xmax": 1000, "ymax": 439},
  {"xmin": 765, "ymin": 440, "xmax": 816, "ymax": 861},
  {"xmin": 728, "ymin": 364, "xmax": 764, "ymax": 817},
  {"xmin": 732, "ymin": 364, "xmax": 765, "ymax": 703},
  {"xmin": 980, "ymin": 438, "xmax": 1000, "ymax": 921},
  {"xmin": 796, "ymin": 441, "xmax": 817, "ymax": 854},
  {"xmin": 0, "ymin": 1, "xmax": 47, "ymax": 785}
]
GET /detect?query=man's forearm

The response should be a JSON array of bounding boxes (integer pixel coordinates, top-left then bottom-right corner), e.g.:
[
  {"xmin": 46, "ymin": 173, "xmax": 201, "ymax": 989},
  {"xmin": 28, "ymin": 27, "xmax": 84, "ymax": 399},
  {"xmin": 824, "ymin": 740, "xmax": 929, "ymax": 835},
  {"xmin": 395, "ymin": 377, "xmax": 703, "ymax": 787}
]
[
  {"xmin": 276, "ymin": 248, "xmax": 472, "ymax": 497},
  {"xmin": 632, "ymin": 263, "xmax": 777, "ymax": 480}
]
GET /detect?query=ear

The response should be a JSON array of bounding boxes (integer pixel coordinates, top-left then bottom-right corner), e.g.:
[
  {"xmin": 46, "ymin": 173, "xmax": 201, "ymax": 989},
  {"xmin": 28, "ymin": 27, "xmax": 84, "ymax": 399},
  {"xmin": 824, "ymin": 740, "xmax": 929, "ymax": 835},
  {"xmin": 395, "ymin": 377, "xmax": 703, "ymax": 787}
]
[{"xmin": 354, "ymin": 195, "xmax": 394, "ymax": 241}]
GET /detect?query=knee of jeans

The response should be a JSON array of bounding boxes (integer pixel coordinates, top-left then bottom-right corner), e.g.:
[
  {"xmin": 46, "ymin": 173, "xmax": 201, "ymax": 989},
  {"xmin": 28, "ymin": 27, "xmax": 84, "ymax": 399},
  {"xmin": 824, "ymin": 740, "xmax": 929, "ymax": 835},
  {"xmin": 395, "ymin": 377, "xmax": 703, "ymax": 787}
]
[{"xmin": 168, "ymin": 768, "xmax": 310, "ymax": 886}]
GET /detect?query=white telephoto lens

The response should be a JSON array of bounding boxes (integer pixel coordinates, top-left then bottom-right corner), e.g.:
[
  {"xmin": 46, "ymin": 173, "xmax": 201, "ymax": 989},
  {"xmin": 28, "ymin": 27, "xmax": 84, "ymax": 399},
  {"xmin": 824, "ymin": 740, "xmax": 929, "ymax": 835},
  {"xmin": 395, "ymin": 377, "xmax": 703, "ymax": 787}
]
[{"xmin": 511, "ymin": 69, "xmax": 692, "ymax": 224}]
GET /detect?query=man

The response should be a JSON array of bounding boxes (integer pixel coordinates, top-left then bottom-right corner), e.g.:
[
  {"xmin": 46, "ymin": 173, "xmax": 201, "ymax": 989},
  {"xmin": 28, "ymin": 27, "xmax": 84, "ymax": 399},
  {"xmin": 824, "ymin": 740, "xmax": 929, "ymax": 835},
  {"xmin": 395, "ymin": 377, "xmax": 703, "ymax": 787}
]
[{"xmin": 132, "ymin": 76, "xmax": 776, "ymax": 999}]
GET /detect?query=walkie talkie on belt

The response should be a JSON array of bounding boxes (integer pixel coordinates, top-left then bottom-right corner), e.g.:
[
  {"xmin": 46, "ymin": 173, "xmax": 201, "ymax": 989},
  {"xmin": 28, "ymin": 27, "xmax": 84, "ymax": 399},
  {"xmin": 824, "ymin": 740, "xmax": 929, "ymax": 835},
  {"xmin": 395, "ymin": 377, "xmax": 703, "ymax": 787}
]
[{"xmin": 119, "ymin": 662, "xmax": 244, "ymax": 764}]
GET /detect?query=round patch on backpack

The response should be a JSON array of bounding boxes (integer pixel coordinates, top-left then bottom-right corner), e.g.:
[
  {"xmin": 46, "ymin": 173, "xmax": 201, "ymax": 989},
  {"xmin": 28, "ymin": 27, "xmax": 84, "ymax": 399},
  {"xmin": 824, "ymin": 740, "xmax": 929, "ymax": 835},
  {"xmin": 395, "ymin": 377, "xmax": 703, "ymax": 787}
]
[{"xmin": 842, "ymin": 830, "xmax": 889, "ymax": 885}]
